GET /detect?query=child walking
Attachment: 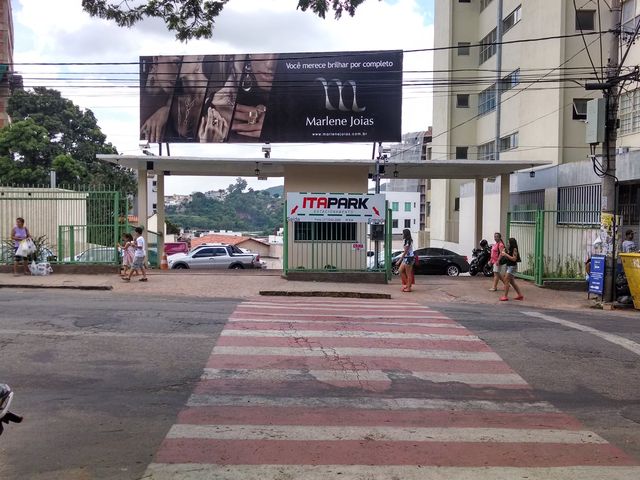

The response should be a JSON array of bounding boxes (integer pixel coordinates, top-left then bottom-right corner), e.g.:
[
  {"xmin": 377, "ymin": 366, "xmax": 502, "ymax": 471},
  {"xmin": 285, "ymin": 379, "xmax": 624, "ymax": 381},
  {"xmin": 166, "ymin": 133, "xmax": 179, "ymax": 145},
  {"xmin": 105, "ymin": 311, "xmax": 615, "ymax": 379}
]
[
  {"xmin": 123, "ymin": 227, "xmax": 147, "ymax": 282},
  {"xmin": 117, "ymin": 233, "xmax": 135, "ymax": 277}
]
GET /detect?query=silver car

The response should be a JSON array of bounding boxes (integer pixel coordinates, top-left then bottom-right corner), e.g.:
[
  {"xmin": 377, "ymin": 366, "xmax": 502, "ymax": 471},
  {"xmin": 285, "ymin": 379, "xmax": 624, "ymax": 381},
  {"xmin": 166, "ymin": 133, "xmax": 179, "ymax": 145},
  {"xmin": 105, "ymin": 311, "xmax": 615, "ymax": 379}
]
[{"xmin": 168, "ymin": 244, "xmax": 259, "ymax": 270}]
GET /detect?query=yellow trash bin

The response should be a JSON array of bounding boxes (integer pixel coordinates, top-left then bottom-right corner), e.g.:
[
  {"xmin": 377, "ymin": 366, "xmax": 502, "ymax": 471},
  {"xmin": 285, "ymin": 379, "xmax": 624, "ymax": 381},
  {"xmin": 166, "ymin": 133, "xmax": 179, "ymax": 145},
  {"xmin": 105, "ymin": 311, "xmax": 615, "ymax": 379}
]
[{"xmin": 619, "ymin": 253, "xmax": 640, "ymax": 309}]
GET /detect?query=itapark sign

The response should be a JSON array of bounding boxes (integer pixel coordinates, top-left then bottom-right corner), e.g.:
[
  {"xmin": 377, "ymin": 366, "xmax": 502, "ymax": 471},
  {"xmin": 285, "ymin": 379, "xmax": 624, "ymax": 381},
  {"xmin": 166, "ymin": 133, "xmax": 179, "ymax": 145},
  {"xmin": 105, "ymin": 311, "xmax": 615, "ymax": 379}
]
[{"xmin": 287, "ymin": 193, "xmax": 385, "ymax": 223}]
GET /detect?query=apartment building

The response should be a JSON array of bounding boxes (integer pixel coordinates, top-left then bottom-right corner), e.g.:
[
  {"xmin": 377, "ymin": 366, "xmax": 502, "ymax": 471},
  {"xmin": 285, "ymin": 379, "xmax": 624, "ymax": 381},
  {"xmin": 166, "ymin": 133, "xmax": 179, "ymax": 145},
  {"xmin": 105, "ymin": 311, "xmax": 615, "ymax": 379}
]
[
  {"xmin": 0, "ymin": 0, "xmax": 13, "ymax": 128},
  {"xmin": 430, "ymin": 0, "xmax": 635, "ymax": 255}
]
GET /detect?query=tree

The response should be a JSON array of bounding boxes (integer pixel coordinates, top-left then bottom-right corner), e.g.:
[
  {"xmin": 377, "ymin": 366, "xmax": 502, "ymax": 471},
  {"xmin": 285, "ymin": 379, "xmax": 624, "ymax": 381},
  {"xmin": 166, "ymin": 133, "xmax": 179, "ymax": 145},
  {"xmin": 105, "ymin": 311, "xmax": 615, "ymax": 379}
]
[
  {"xmin": 1, "ymin": 87, "xmax": 136, "ymax": 193},
  {"xmin": 81, "ymin": 0, "xmax": 374, "ymax": 41}
]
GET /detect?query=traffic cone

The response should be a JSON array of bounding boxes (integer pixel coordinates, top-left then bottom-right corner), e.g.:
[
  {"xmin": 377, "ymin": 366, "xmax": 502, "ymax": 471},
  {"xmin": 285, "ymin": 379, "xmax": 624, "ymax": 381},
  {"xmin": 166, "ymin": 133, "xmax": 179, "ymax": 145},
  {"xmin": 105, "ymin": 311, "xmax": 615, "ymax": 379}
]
[{"xmin": 160, "ymin": 253, "xmax": 168, "ymax": 270}]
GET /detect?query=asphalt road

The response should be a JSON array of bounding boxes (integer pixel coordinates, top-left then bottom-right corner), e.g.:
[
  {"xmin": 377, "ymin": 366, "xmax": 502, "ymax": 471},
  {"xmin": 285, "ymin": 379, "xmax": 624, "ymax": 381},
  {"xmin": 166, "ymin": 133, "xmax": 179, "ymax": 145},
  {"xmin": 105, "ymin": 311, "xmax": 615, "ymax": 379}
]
[
  {"xmin": 0, "ymin": 290, "xmax": 239, "ymax": 480},
  {"xmin": 0, "ymin": 290, "xmax": 638, "ymax": 479},
  {"xmin": 436, "ymin": 302, "xmax": 640, "ymax": 461}
]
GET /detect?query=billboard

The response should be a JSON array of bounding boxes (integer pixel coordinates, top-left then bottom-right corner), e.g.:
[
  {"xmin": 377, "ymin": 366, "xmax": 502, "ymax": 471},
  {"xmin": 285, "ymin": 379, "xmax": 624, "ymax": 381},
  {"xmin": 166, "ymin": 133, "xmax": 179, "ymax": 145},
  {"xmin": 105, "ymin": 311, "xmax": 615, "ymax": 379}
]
[{"xmin": 139, "ymin": 50, "xmax": 402, "ymax": 144}]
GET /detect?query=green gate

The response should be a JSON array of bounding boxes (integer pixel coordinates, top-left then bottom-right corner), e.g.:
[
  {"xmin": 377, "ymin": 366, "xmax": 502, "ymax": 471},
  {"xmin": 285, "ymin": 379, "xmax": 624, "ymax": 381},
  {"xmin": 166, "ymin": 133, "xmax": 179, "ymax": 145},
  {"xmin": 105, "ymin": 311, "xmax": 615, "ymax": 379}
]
[{"xmin": 507, "ymin": 210, "xmax": 599, "ymax": 285}]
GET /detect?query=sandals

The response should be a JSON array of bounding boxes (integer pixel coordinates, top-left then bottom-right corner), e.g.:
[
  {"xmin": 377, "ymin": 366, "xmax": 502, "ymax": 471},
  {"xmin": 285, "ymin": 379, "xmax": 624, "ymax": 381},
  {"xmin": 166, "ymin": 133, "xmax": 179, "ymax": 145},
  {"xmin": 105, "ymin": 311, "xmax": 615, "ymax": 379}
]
[
  {"xmin": 139, "ymin": 278, "xmax": 148, "ymax": 282},
  {"xmin": 515, "ymin": 295, "xmax": 524, "ymax": 301},
  {"xmin": 499, "ymin": 296, "xmax": 509, "ymax": 301}
]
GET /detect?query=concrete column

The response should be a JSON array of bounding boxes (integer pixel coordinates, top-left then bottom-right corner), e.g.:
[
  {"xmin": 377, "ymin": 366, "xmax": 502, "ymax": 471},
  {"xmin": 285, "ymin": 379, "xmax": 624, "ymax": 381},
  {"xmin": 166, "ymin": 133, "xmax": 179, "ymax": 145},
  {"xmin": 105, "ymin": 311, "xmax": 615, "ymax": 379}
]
[
  {"xmin": 156, "ymin": 173, "xmax": 165, "ymax": 260},
  {"xmin": 137, "ymin": 168, "xmax": 148, "ymax": 247},
  {"xmin": 500, "ymin": 174, "xmax": 510, "ymax": 236},
  {"xmin": 474, "ymin": 178, "xmax": 484, "ymax": 247}
]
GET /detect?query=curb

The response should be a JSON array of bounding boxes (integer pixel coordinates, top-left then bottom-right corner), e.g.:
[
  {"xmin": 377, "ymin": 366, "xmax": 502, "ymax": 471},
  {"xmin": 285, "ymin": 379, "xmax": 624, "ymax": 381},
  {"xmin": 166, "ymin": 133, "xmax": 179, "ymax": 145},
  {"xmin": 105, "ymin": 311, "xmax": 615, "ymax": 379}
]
[
  {"xmin": 0, "ymin": 284, "xmax": 113, "ymax": 291},
  {"xmin": 260, "ymin": 290, "xmax": 391, "ymax": 299}
]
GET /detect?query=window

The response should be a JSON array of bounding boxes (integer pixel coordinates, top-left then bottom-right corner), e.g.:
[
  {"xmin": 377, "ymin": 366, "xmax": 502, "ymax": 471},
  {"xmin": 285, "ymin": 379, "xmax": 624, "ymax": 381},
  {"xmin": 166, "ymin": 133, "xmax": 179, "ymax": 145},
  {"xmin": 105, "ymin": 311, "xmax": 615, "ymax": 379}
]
[
  {"xmin": 294, "ymin": 222, "xmax": 357, "ymax": 242},
  {"xmin": 477, "ymin": 141, "xmax": 495, "ymax": 160},
  {"xmin": 480, "ymin": 0, "xmax": 493, "ymax": 11},
  {"xmin": 557, "ymin": 185, "xmax": 601, "ymax": 225},
  {"xmin": 575, "ymin": 10, "xmax": 595, "ymax": 30},
  {"xmin": 510, "ymin": 190, "xmax": 545, "ymax": 223},
  {"xmin": 622, "ymin": 1, "xmax": 640, "ymax": 42},
  {"xmin": 459, "ymin": 0, "xmax": 471, "ymax": 3},
  {"xmin": 457, "ymin": 42, "xmax": 471, "ymax": 56},
  {"xmin": 404, "ymin": 202, "xmax": 411, "ymax": 212},
  {"xmin": 499, "ymin": 132, "xmax": 518, "ymax": 151},
  {"xmin": 392, "ymin": 201, "xmax": 399, "ymax": 211},
  {"xmin": 478, "ymin": 84, "xmax": 496, "ymax": 115},
  {"xmin": 503, "ymin": 5, "xmax": 522, "ymax": 33},
  {"xmin": 426, "ymin": 202, "xmax": 431, "ymax": 217},
  {"xmin": 619, "ymin": 88, "xmax": 640, "ymax": 135},
  {"xmin": 456, "ymin": 94, "xmax": 470, "ymax": 108},
  {"xmin": 479, "ymin": 28, "xmax": 497, "ymax": 64},
  {"xmin": 502, "ymin": 69, "xmax": 520, "ymax": 92},
  {"xmin": 572, "ymin": 98, "xmax": 589, "ymax": 120},
  {"xmin": 454, "ymin": 197, "xmax": 460, "ymax": 211},
  {"xmin": 404, "ymin": 219, "xmax": 411, "ymax": 228},
  {"xmin": 392, "ymin": 219, "xmax": 399, "ymax": 228},
  {"xmin": 455, "ymin": 146, "xmax": 468, "ymax": 159}
]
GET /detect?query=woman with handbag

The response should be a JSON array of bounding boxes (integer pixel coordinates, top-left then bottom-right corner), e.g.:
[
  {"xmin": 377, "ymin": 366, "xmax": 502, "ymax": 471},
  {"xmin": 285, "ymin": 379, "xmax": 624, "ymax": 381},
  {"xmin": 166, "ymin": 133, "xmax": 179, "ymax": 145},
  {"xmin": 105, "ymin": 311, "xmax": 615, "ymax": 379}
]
[
  {"xmin": 397, "ymin": 229, "xmax": 415, "ymax": 292},
  {"xmin": 499, "ymin": 237, "xmax": 524, "ymax": 301},
  {"xmin": 11, "ymin": 217, "xmax": 31, "ymax": 276},
  {"xmin": 489, "ymin": 232, "xmax": 506, "ymax": 292}
]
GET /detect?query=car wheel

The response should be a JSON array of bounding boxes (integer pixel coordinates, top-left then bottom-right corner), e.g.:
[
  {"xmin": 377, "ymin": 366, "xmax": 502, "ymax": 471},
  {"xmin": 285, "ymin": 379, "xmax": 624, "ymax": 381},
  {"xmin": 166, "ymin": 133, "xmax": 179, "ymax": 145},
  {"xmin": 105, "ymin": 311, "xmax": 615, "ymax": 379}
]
[
  {"xmin": 173, "ymin": 263, "xmax": 188, "ymax": 269},
  {"xmin": 446, "ymin": 264, "xmax": 460, "ymax": 276},
  {"xmin": 230, "ymin": 264, "xmax": 244, "ymax": 270}
]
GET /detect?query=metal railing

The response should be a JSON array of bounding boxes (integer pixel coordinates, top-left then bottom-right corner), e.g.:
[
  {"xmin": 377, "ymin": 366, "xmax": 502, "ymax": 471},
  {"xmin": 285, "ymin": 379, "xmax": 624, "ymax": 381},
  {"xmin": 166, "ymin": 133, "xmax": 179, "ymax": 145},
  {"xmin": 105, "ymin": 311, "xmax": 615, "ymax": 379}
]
[
  {"xmin": 1, "ymin": 186, "xmax": 128, "ymax": 265},
  {"xmin": 507, "ymin": 210, "xmax": 599, "ymax": 285}
]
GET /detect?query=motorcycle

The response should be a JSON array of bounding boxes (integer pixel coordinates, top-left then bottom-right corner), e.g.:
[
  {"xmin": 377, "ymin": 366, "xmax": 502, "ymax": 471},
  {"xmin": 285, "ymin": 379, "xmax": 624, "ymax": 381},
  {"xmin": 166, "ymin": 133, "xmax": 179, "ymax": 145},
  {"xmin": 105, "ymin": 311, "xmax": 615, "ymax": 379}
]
[
  {"xmin": 469, "ymin": 240, "xmax": 493, "ymax": 277},
  {"xmin": 0, "ymin": 383, "xmax": 23, "ymax": 436}
]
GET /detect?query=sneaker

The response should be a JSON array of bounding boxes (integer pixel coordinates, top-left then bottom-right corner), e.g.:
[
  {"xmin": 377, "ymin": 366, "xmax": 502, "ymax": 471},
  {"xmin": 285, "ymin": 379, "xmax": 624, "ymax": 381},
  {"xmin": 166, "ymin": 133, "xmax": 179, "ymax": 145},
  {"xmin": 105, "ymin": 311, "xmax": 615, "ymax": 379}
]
[
  {"xmin": 499, "ymin": 296, "xmax": 509, "ymax": 301},
  {"xmin": 139, "ymin": 278, "xmax": 148, "ymax": 282},
  {"xmin": 515, "ymin": 295, "xmax": 524, "ymax": 301},
  {"xmin": 488, "ymin": 288, "xmax": 497, "ymax": 291}
]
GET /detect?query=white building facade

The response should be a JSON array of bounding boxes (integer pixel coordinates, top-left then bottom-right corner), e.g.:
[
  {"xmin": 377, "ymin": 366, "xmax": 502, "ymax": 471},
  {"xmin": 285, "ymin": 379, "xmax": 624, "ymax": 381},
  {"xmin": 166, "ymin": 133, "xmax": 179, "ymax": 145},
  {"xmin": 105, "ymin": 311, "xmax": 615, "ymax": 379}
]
[{"xmin": 431, "ymin": 0, "xmax": 627, "ymax": 257}]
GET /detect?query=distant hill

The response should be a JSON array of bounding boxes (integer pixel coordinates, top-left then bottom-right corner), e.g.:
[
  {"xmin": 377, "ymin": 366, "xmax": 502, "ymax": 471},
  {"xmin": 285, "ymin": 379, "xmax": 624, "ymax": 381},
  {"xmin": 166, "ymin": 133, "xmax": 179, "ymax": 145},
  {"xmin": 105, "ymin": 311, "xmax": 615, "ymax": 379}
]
[{"xmin": 262, "ymin": 185, "xmax": 284, "ymax": 197}]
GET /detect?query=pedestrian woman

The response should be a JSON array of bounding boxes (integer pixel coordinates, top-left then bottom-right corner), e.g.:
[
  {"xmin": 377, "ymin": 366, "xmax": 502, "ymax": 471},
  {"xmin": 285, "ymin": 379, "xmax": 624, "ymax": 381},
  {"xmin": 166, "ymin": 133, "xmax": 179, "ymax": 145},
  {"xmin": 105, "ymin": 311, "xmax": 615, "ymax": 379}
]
[
  {"xmin": 499, "ymin": 237, "xmax": 524, "ymax": 301},
  {"xmin": 489, "ymin": 232, "xmax": 506, "ymax": 291},
  {"xmin": 397, "ymin": 229, "xmax": 415, "ymax": 292},
  {"xmin": 11, "ymin": 217, "xmax": 31, "ymax": 276}
]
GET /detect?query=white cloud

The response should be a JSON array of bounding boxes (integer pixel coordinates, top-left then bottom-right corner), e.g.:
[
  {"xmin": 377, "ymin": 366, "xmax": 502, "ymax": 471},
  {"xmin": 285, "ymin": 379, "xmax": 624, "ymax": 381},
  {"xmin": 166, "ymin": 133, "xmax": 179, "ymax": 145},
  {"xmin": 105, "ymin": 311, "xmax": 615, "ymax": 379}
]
[{"xmin": 13, "ymin": 0, "xmax": 434, "ymax": 194}]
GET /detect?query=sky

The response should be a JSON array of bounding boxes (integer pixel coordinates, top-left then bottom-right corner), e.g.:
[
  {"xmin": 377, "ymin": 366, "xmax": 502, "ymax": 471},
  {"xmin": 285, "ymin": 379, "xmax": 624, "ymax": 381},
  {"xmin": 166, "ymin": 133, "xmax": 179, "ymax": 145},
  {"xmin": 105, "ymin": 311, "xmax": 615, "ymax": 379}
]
[{"xmin": 11, "ymin": 0, "xmax": 435, "ymax": 195}]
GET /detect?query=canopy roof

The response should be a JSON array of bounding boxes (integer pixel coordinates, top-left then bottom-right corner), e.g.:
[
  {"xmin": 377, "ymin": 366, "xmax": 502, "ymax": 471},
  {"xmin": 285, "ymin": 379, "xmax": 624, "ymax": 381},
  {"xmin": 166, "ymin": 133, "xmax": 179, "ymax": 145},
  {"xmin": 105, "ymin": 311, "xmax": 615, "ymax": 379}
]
[{"xmin": 98, "ymin": 155, "xmax": 551, "ymax": 180}]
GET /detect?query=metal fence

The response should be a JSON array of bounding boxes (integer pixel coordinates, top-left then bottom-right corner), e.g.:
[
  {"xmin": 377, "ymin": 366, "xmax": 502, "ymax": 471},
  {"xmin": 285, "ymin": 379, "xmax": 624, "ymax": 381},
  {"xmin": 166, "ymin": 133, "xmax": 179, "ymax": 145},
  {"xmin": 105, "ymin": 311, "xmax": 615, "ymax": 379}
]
[
  {"xmin": 508, "ymin": 210, "xmax": 599, "ymax": 284},
  {"xmin": 1, "ymin": 185, "xmax": 129, "ymax": 265}
]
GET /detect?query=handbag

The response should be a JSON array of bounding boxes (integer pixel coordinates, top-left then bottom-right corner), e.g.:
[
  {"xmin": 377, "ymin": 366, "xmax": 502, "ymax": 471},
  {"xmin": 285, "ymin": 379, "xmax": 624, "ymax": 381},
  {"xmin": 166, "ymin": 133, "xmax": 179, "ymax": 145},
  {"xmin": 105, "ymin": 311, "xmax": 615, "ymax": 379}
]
[{"xmin": 499, "ymin": 256, "xmax": 508, "ymax": 265}]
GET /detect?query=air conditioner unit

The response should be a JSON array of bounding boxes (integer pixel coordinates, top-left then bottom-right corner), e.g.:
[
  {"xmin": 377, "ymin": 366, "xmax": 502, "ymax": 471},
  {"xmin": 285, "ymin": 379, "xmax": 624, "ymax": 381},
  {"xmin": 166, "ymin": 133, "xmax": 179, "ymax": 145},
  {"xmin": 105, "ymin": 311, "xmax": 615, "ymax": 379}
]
[{"xmin": 617, "ymin": 147, "xmax": 630, "ymax": 154}]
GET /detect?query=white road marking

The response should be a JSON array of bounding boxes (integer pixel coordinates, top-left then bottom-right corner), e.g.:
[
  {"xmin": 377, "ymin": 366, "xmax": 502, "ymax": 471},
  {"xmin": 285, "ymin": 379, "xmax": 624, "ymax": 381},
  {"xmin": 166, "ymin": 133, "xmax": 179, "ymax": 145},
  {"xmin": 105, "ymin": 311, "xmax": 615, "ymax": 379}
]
[
  {"xmin": 166, "ymin": 424, "xmax": 605, "ymax": 444},
  {"xmin": 232, "ymin": 312, "xmax": 449, "ymax": 319},
  {"xmin": 187, "ymin": 395, "xmax": 559, "ymax": 413},
  {"xmin": 211, "ymin": 346, "xmax": 500, "ymax": 361},
  {"xmin": 144, "ymin": 465, "xmax": 640, "ymax": 480},
  {"xmin": 220, "ymin": 329, "xmax": 479, "ymax": 341},
  {"xmin": 229, "ymin": 318, "xmax": 463, "ymax": 328},
  {"xmin": 202, "ymin": 368, "xmax": 528, "ymax": 385},
  {"xmin": 522, "ymin": 311, "xmax": 640, "ymax": 357}
]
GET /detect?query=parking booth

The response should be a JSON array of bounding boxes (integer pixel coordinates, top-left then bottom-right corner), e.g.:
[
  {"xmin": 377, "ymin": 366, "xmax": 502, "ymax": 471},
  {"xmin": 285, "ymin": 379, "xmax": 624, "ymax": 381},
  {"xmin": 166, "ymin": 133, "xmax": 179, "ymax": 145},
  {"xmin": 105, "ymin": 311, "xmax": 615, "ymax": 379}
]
[{"xmin": 283, "ymin": 192, "xmax": 392, "ymax": 282}]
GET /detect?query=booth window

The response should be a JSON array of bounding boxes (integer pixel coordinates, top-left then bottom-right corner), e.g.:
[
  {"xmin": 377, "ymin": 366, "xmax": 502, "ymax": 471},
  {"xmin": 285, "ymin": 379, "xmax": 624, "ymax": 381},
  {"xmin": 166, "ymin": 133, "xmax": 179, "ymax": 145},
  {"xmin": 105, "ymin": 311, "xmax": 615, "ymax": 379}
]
[{"xmin": 294, "ymin": 222, "xmax": 357, "ymax": 242}]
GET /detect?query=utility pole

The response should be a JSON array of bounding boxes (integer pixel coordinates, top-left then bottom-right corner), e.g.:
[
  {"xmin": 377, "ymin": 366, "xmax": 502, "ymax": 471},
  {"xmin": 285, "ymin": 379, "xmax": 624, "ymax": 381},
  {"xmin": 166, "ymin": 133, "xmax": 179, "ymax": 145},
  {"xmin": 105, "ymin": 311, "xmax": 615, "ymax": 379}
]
[
  {"xmin": 586, "ymin": 0, "xmax": 622, "ymax": 302},
  {"xmin": 602, "ymin": 0, "xmax": 621, "ymax": 303}
]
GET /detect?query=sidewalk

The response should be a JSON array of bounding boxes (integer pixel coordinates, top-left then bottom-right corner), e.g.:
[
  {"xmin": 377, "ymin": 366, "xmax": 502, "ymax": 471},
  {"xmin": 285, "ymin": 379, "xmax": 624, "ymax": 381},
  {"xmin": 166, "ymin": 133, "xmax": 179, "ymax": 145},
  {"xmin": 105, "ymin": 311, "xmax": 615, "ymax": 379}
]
[{"xmin": 0, "ymin": 269, "xmax": 619, "ymax": 313}]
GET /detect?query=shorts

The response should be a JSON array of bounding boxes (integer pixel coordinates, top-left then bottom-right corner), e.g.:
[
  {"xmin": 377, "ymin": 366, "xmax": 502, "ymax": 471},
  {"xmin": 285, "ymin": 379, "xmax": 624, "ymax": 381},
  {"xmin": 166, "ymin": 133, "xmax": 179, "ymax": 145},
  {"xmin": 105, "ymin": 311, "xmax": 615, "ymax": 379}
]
[
  {"xmin": 131, "ymin": 256, "xmax": 145, "ymax": 270},
  {"xmin": 506, "ymin": 264, "xmax": 518, "ymax": 275},
  {"xmin": 493, "ymin": 263, "xmax": 505, "ymax": 273}
]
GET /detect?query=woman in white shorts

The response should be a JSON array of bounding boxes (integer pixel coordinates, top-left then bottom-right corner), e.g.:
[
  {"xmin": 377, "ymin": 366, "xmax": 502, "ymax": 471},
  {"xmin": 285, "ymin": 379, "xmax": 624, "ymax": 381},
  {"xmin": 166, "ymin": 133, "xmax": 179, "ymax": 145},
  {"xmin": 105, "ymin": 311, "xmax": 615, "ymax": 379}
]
[{"xmin": 499, "ymin": 237, "xmax": 523, "ymax": 301}]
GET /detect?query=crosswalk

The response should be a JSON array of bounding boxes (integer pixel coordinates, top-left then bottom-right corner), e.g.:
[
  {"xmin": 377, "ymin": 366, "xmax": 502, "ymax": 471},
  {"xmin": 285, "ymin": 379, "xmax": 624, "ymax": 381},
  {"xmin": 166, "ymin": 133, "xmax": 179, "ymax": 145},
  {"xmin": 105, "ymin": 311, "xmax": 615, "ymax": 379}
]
[{"xmin": 145, "ymin": 298, "xmax": 640, "ymax": 479}]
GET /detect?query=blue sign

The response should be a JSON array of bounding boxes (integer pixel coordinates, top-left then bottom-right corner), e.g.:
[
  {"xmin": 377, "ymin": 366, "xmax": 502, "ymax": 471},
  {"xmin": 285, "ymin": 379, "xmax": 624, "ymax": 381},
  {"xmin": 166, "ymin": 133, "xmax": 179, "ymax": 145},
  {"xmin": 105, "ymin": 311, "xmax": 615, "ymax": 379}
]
[{"xmin": 589, "ymin": 255, "xmax": 606, "ymax": 295}]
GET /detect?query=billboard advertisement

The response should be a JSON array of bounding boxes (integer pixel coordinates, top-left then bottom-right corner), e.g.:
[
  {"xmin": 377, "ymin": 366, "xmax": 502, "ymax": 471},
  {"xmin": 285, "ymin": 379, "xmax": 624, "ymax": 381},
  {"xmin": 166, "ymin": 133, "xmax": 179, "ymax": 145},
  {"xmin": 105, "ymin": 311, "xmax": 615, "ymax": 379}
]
[{"xmin": 139, "ymin": 50, "xmax": 402, "ymax": 144}]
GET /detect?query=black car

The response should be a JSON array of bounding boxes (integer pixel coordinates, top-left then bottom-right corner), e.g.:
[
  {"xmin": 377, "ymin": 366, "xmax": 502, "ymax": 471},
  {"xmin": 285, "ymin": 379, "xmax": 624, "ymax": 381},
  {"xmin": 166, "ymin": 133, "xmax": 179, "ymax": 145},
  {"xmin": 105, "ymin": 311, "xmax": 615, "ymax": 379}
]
[{"xmin": 392, "ymin": 247, "xmax": 470, "ymax": 276}]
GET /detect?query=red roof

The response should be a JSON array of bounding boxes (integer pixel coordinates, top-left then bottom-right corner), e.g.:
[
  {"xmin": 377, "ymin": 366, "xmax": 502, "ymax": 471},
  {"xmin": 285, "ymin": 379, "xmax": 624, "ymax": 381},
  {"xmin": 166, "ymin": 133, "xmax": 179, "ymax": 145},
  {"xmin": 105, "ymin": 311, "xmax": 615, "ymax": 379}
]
[{"xmin": 190, "ymin": 234, "xmax": 249, "ymax": 248}]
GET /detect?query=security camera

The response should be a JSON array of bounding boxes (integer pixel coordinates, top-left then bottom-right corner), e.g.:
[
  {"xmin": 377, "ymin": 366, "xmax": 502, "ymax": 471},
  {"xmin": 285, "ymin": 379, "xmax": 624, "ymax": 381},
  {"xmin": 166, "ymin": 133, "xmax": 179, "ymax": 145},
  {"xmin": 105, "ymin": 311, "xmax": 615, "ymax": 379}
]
[
  {"xmin": 262, "ymin": 144, "xmax": 271, "ymax": 159},
  {"xmin": 529, "ymin": 170, "xmax": 536, "ymax": 178}
]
